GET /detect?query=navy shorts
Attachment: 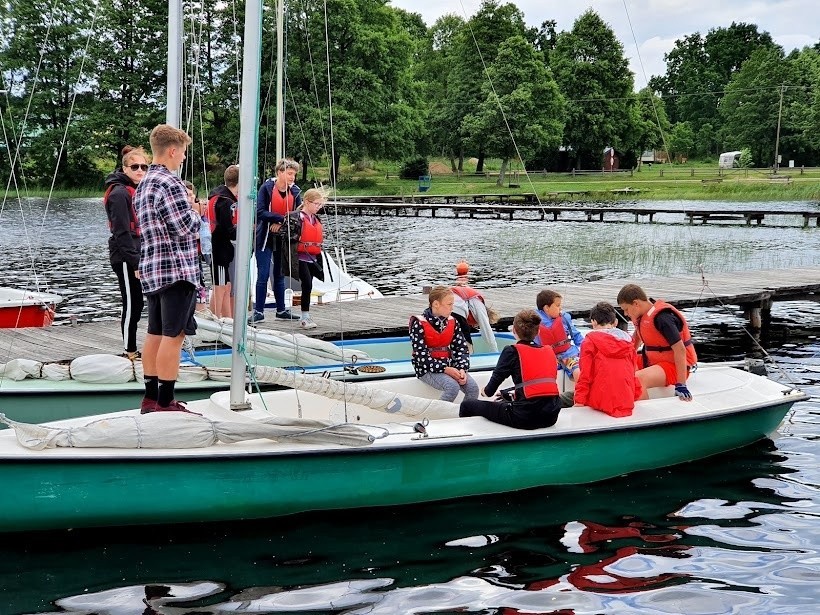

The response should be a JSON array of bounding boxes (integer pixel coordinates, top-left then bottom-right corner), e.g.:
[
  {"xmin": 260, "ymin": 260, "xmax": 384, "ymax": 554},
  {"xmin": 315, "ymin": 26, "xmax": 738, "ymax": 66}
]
[{"xmin": 146, "ymin": 281, "xmax": 197, "ymax": 337}]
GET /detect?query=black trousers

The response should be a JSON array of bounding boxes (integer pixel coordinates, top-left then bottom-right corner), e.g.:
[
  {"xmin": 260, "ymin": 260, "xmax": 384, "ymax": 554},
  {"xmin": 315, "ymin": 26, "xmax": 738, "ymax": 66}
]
[
  {"xmin": 112, "ymin": 261, "xmax": 144, "ymax": 353},
  {"xmin": 460, "ymin": 396, "xmax": 561, "ymax": 430}
]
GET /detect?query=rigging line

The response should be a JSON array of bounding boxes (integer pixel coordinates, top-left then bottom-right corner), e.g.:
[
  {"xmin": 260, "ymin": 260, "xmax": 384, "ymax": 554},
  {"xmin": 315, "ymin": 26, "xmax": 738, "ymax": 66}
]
[
  {"xmin": 186, "ymin": 8, "xmax": 211, "ymax": 194},
  {"xmin": 0, "ymin": 87, "xmax": 30, "ymax": 217},
  {"xmin": 456, "ymin": 0, "xmax": 547, "ymax": 213},
  {"xmin": 1, "ymin": 14, "xmax": 53, "ymax": 214},
  {"xmin": 260, "ymin": 19, "xmax": 278, "ymax": 176},
  {"xmin": 620, "ymin": 0, "xmax": 671, "ymax": 166},
  {"xmin": 38, "ymin": 0, "xmax": 103, "ymax": 292},
  {"xmin": 298, "ymin": 3, "xmax": 330, "ymax": 162},
  {"xmin": 285, "ymin": 74, "xmax": 320, "ymax": 186}
]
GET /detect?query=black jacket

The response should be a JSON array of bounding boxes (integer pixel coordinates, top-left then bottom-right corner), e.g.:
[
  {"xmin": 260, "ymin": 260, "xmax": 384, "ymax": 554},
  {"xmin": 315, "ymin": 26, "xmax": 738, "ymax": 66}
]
[
  {"xmin": 208, "ymin": 185, "xmax": 237, "ymax": 267},
  {"xmin": 103, "ymin": 171, "xmax": 140, "ymax": 268}
]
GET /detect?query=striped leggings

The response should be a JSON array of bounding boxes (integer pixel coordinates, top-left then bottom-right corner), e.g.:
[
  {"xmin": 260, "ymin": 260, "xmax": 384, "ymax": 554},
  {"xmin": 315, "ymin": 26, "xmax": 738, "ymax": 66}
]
[{"xmin": 112, "ymin": 262, "xmax": 144, "ymax": 353}]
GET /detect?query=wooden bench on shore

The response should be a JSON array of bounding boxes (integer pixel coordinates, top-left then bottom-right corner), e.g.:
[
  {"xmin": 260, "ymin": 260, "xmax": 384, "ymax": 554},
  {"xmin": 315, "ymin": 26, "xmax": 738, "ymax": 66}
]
[
  {"xmin": 767, "ymin": 174, "xmax": 792, "ymax": 184},
  {"xmin": 686, "ymin": 211, "xmax": 765, "ymax": 225},
  {"xmin": 701, "ymin": 178, "xmax": 724, "ymax": 185}
]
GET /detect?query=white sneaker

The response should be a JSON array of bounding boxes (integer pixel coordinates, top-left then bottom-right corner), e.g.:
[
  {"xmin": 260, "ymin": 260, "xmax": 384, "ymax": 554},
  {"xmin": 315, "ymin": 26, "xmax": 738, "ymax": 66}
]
[{"xmin": 300, "ymin": 317, "xmax": 317, "ymax": 330}]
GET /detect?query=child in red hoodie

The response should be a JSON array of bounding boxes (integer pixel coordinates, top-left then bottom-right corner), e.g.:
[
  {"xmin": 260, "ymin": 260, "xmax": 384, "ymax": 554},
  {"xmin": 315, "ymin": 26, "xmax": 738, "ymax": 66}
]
[{"xmin": 573, "ymin": 302, "xmax": 642, "ymax": 417}]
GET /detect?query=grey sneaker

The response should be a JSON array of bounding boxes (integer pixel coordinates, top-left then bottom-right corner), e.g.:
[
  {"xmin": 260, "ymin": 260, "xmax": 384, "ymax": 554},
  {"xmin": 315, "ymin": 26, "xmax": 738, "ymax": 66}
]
[
  {"xmin": 248, "ymin": 311, "xmax": 265, "ymax": 324},
  {"xmin": 276, "ymin": 310, "xmax": 300, "ymax": 320},
  {"xmin": 300, "ymin": 317, "xmax": 317, "ymax": 330}
]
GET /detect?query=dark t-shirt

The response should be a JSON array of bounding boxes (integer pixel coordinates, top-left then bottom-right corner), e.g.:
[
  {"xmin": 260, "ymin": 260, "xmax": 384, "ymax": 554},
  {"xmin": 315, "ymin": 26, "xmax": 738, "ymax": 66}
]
[{"xmin": 653, "ymin": 310, "xmax": 683, "ymax": 345}]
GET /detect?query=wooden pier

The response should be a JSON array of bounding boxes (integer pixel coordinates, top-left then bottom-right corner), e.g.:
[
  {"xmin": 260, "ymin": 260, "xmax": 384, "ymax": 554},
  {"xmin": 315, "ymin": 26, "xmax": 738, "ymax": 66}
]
[
  {"xmin": 1, "ymin": 267, "xmax": 818, "ymax": 364},
  {"xmin": 326, "ymin": 200, "xmax": 820, "ymax": 227}
]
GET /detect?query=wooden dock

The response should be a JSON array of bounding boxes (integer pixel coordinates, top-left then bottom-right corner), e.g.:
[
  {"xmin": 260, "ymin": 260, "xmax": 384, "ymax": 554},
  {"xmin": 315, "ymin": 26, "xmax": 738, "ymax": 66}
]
[
  {"xmin": 326, "ymin": 200, "xmax": 820, "ymax": 227},
  {"xmin": 1, "ymin": 267, "xmax": 818, "ymax": 364}
]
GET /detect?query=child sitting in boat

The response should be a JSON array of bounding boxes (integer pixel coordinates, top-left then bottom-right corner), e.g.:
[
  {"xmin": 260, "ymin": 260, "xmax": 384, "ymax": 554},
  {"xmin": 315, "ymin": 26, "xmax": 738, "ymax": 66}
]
[
  {"xmin": 410, "ymin": 286, "xmax": 479, "ymax": 402},
  {"xmin": 536, "ymin": 289, "xmax": 584, "ymax": 379},
  {"xmin": 573, "ymin": 302, "xmax": 642, "ymax": 417},
  {"xmin": 617, "ymin": 284, "xmax": 697, "ymax": 402},
  {"xmin": 460, "ymin": 308, "xmax": 561, "ymax": 429}
]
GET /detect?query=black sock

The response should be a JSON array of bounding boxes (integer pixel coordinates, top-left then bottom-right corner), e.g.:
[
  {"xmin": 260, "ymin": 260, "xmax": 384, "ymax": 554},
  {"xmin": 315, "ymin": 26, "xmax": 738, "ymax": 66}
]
[
  {"xmin": 144, "ymin": 375, "xmax": 159, "ymax": 401},
  {"xmin": 157, "ymin": 379, "xmax": 176, "ymax": 407}
]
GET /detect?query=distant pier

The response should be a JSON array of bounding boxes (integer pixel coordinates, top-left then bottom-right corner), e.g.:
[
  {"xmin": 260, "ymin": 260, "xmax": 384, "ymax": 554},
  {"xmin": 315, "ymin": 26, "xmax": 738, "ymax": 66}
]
[
  {"xmin": 1, "ymin": 267, "xmax": 818, "ymax": 363},
  {"xmin": 326, "ymin": 198, "xmax": 820, "ymax": 227}
]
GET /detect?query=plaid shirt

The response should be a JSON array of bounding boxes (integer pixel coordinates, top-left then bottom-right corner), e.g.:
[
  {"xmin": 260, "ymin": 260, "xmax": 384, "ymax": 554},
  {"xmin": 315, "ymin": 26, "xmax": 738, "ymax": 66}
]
[{"xmin": 134, "ymin": 164, "xmax": 200, "ymax": 294}]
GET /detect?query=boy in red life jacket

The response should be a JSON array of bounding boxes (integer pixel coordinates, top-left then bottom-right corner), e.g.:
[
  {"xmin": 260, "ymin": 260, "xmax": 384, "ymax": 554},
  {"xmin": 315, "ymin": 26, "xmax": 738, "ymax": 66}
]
[
  {"xmin": 409, "ymin": 286, "xmax": 479, "ymax": 402},
  {"xmin": 536, "ymin": 289, "xmax": 584, "ymax": 380},
  {"xmin": 617, "ymin": 284, "xmax": 698, "ymax": 402},
  {"xmin": 460, "ymin": 309, "xmax": 561, "ymax": 429},
  {"xmin": 573, "ymin": 302, "xmax": 642, "ymax": 417},
  {"xmin": 207, "ymin": 165, "xmax": 239, "ymax": 319}
]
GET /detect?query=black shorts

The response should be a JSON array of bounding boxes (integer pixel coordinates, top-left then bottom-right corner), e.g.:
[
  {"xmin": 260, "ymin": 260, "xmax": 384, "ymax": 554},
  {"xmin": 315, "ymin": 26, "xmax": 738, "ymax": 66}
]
[{"xmin": 146, "ymin": 281, "xmax": 197, "ymax": 337}]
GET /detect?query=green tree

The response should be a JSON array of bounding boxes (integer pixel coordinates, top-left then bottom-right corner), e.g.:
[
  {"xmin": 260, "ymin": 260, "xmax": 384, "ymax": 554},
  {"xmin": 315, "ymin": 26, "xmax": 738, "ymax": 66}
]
[
  {"xmin": 632, "ymin": 87, "xmax": 671, "ymax": 165},
  {"xmin": 445, "ymin": 0, "xmax": 529, "ymax": 172},
  {"xmin": 719, "ymin": 46, "xmax": 789, "ymax": 166},
  {"xmin": 550, "ymin": 10, "xmax": 636, "ymax": 169},
  {"xmin": 461, "ymin": 35, "xmax": 564, "ymax": 186},
  {"xmin": 0, "ymin": 0, "xmax": 101, "ymax": 187},
  {"xmin": 667, "ymin": 122, "xmax": 695, "ymax": 161}
]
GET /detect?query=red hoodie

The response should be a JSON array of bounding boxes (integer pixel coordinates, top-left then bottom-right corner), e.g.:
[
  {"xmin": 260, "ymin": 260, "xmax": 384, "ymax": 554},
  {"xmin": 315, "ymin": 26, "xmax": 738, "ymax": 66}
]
[{"xmin": 574, "ymin": 329, "xmax": 642, "ymax": 417}]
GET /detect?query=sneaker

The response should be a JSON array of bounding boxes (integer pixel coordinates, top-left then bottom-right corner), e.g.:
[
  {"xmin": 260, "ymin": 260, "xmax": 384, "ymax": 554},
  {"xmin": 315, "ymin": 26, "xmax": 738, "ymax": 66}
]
[
  {"xmin": 143, "ymin": 399, "xmax": 202, "ymax": 416},
  {"xmin": 300, "ymin": 317, "xmax": 318, "ymax": 330},
  {"xmin": 140, "ymin": 397, "xmax": 157, "ymax": 414},
  {"xmin": 276, "ymin": 310, "xmax": 300, "ymax": 320},
  {"xmin": 248, "ymin": 311, "xmax": 265, "ymax": 324}
]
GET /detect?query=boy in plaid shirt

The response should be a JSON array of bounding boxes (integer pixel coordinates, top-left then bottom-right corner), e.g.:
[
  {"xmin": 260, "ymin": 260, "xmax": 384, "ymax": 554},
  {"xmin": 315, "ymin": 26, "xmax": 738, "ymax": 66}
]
[{"xmin": 134, "ymin": 124, "xmax": 202, "ymax": 413}]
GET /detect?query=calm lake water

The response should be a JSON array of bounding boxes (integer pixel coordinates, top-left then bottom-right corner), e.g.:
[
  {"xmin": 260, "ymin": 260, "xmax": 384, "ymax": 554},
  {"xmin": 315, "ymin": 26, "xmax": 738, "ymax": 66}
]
[{"xmin": 0, "ymin": 198, "xmax": 819, "ymax": 614}]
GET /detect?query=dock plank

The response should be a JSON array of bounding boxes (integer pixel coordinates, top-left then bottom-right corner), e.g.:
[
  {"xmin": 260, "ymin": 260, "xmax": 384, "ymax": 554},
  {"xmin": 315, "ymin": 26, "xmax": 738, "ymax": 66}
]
[{"xmin": 1, "ymin": 267, "xmax": 819, "ymax": 364}]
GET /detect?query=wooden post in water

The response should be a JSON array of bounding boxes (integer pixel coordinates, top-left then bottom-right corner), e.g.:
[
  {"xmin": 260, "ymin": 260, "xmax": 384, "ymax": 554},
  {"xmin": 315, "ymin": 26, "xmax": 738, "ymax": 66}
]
[{"xmin": 742, "ymin": 296, "xmax": 773, "ymax": 338}]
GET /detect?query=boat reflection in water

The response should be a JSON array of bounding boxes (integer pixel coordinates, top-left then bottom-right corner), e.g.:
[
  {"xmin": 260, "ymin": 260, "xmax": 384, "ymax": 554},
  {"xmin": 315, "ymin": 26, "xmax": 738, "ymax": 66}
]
[{"xmin": 8, "ymin": 438, "xmax": 812, "ymax": 615}]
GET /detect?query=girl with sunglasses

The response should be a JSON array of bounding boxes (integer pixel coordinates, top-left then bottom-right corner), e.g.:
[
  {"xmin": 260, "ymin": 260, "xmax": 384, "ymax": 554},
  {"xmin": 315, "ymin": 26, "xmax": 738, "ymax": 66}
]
[{"xmin": 103, "ymin": 145, "xmax": 150, "ymax": 360}]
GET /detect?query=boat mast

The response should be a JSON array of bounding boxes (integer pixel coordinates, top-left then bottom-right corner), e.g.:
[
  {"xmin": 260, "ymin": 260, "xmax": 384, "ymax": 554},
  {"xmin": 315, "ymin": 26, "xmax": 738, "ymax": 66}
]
[
  {"xmin": 229, "ymin": 0, "xmax": 264, "ymax": 408},
  {"xmin": 275, "ymin": 0, "xmax": 285, "ymax": 161},
  {"xmin": 166, "ymin": 0, "xmax": 183, "ymax": 127}
]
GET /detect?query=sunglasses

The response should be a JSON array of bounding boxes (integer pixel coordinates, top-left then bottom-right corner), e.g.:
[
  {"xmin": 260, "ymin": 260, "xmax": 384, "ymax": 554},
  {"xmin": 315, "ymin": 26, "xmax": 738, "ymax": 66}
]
[{"xmin": 128, "ymin": 164, "xmax": 149, "ymax": 172}]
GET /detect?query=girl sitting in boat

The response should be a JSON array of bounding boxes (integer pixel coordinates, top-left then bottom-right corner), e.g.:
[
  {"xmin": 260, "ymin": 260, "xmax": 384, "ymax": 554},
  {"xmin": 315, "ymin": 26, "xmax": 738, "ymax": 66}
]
[
  {"xmin": 460, "ymin": 309, "xmax": 561, "ymax": 429},
  {"xmin": 410, "ymin": 286, "xmax": 479, "ymax": 402}
]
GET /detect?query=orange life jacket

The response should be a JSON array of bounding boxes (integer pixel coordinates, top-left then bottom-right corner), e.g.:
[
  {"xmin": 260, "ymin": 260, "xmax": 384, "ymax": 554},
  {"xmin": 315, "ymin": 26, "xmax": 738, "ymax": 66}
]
[
  {"xmin": 451, "ymin": 285, "xmax": 484, "ymax": 327},
  {"xmin": 412, "ymin": 315, "xmax": 456, "ymax": 359},
  {"xmin": 103, "ymin": 184, "xmax": 139, "ymax": 235},
  {"xmin": 270, "ymin": 185, "xmax": 296, "ymax": 216},
  {"xmin": 207, "ymin": 194, "xmax": 238, "ymax": 233},
  {"xmin": 511, "ymin": 344, "xmax": 559, "ymax": 398},
  {"xmin": 636, "ymin": 300, "xmax": 697, "ymax": 368},
  {"xmin": 538, "ymin": 316, "xmax": 571, "ymax": 354},
  {"xmin": 296, "ymin": 212, "xmax": 323, "ymax": 255}
]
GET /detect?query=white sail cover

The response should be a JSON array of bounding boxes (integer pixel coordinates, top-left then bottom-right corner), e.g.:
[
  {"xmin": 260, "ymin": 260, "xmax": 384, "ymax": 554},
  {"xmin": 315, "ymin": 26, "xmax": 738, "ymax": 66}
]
[
  {"xmin": 0, "ymin": 412, "xmax": 374, "ymax": 450},
  {"xmin": 193, "ymin": 315, "xmax": 374, "ymax": 366},
  {"xmin": 252, "ymin": 366, "xmax": 460, "ymax": 419}
]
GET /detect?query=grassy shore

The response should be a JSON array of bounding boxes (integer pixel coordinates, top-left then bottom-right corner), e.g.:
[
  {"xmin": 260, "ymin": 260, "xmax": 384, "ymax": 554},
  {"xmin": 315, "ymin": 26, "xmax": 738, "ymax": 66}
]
[{"xmin": 15, "ymin": 161, "xmax": 820, "ymax": 202}]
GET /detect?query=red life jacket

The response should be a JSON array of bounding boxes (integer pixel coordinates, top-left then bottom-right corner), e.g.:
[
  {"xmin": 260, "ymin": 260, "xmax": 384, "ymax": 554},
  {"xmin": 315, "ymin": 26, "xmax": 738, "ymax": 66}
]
[
  {"xmin": 207, "ymin": 194, "xmax": 238, "ymax": 233},
  {"xmin": 103, "ymin": 184, "xmax": 139, "ymax": 235},
  {"xmin": 411, "ymin": 315, "xmax": 456, "ymax": 359},
  {"xmin": 270, "ymin": 185, "xmax": 296, "ymax": 216},
  {"xmin": 297, "ymin": 212, "xmax": 323, "ymax": 255},
  {"xmin": 538, "ymin": 316, "xmax": 571, "ymax": 354},
  {"xmin": 451, "ymin": 285, "xmax": 484, "ymax": 327},
  {"xmin": 511, "ymin": 344, "xmax": 559, "ymax": 399},
  {"xmin": 636, "ymin": 300, "xmax": 698, "ymax": 368}
]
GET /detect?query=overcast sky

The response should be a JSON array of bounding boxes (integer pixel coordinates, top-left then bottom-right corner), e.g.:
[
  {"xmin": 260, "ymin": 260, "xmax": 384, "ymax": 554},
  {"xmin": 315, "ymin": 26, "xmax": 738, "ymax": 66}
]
[{"xmin": 390, "ymin": 0, "xmax": 819, "ymax": 88}]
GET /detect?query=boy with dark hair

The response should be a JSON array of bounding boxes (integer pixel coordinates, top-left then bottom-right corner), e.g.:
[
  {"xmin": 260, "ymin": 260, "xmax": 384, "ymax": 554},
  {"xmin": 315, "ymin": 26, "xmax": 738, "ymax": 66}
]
[
  {"xmin": 573, "ymin": 302, "xmax": 642, "ymax": 417},
  {"xmin": 134, "ymin": 124, "xmax": 200, "ymax": 414},
  {"xmin": 617, "ymin": 284, "xmax": 698, "ymax": 402}
]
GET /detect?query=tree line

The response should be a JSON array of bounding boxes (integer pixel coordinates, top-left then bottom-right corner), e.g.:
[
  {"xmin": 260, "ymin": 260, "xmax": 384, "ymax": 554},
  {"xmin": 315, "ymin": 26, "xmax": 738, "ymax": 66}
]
[{"xmin": 2, "ymin": 0, "xmax": 819, "ymax": 190}]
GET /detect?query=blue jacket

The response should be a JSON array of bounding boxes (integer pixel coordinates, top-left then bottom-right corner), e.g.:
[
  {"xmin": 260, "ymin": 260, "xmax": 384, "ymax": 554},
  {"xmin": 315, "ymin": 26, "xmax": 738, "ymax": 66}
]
[
  {"xmin": 255, "ymin": 179, "xmax": 302, "ymax": 252},
  {"xmin": 536, "ymin": 310, "xmax": 584, "ymax": 360}
]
